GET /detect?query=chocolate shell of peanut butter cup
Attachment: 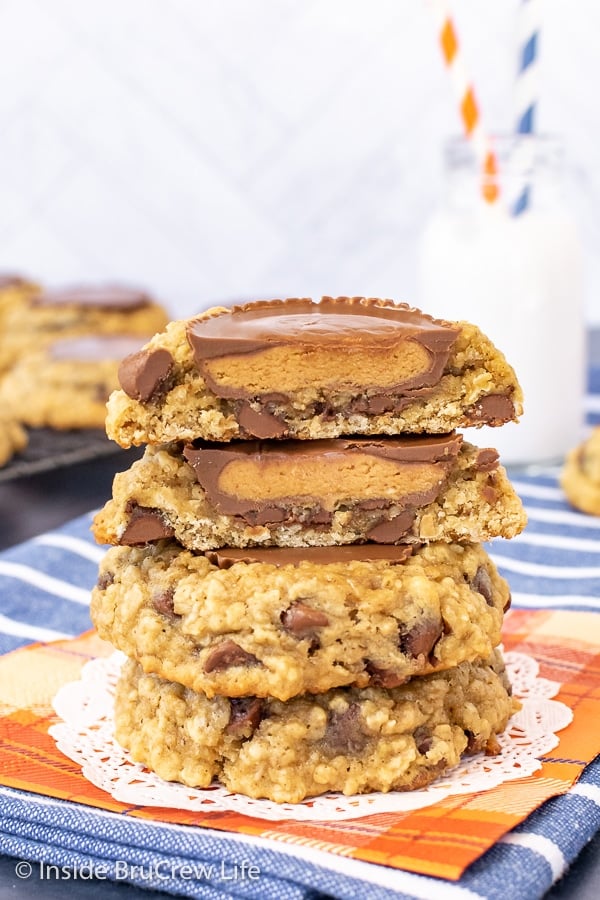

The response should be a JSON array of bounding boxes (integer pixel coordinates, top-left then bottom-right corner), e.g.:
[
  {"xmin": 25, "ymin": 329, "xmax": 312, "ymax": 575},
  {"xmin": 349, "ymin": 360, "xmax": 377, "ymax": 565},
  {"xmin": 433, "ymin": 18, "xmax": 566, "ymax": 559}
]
[
  {"xmin": 186, "ymin": 296, "xmax": 460, "ymax": 359},
  {"xmin": 205, "ymin": 544, "xmax": 414, "ymax": 568}
]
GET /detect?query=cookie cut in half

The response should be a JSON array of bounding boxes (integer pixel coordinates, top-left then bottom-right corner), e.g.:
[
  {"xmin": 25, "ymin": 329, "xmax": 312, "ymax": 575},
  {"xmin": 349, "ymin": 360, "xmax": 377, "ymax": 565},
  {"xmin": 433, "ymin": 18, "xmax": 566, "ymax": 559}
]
[
  {"xmin": 93, "ymin": 433, "xmax": 526, "ymax": 549},
  {"xmin": 106, "ymin": 297, "xmax": 523, "ymax": 446}
]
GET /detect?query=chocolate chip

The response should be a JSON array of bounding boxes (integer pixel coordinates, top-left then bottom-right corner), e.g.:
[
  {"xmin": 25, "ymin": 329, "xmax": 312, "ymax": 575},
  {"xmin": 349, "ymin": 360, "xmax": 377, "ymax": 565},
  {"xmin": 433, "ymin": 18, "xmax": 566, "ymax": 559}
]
[
  {"xmin": 480, "ymin": 483, "xmax": 498, "ymax": 505},
  {"xmin": 203, "ymin": 639, "xmax": 259, "ymax": 673},
  {"xmin": 120, "ymin": 503, "xmax": 175, "ymax": 545},
  {"xmin": 474, "ymin": 448, "xmax": 499, "ymax": 472},
  {"xmin": 320, "ymin": 703, "xmax": 368, "ymax": 755},
  {"xmin": 235, "ymin": 402, "xmax": 288, "ymax": 439},
  {"xmin": 367, "ymin": 511, "xmax": 416, "ymax": 543},
  {"xmin": 471, "ymin": 565, "xmax": 494, "ymax": 606},
  {"xmin": 96, "ymin": 571, "xmax": 114, "ymax": 590},
  {"xmin": 226, "ymin": 697, "xmax": 264, "ymax": 736},
  {"xmin": 366, "ymin": 662, "xmax": 408, "ymax": 688},
  {"xmin": 242, "ymin": 506, "xmax": 287, "ymax": 526},
  {"xmin": 504, "ymin": 592, "xmax": 512, "ymax": 612},
  {"xmin": 118, "ymin": 347, "xmax": 174, "ymax": 402},
  {"xmin": 152, "ymin": 589, "xmax": 177, "ymax": 618},
  {"xmin": 414, "ymin": 726, "xmax": 433, "ymax": 754},
  {"xmin": 280, "ymin": 602, "xmax": 329, "ymax": 639},
  {"xmin": 464, "ymin": 730, "xmax": 480, "ymax": 753},
  {"xmin": 399, "ymin": 618, "xmax": 442, "ymax": 659},
  {"xmin": 465, "ymin": 394, "xmax": 515, "ymax": 426}
]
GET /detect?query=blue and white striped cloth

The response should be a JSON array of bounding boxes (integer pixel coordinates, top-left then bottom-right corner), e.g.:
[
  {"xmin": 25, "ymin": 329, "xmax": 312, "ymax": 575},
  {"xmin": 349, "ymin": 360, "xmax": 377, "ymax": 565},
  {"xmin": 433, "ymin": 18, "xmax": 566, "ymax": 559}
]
[{"xmin": 1, "ymin": 376, "xmax": 600, "ymax": 898}]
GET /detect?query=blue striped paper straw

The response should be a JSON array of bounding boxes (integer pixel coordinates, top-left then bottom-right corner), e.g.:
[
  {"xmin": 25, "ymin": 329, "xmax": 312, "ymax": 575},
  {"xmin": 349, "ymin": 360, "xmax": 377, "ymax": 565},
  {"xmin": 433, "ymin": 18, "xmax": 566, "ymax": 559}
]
[{"xmin": 514, "ymin": 0, "xmax": 540, "ymax": 215}]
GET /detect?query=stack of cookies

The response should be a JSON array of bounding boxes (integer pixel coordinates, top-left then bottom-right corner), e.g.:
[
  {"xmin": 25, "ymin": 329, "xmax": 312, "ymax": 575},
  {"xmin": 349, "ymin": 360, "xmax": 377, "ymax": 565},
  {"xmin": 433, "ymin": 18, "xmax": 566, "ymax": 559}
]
[{"xmin": 91, "ymin": 297, "xmax": 526, "ymax": 803}]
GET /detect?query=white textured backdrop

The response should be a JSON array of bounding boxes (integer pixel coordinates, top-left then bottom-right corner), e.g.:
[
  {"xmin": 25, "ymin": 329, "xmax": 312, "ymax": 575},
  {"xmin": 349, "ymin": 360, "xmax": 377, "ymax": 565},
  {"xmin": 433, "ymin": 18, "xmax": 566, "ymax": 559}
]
[{"xmin": 0, "ymin": 0, "xmax": 598, "ymax": 321}]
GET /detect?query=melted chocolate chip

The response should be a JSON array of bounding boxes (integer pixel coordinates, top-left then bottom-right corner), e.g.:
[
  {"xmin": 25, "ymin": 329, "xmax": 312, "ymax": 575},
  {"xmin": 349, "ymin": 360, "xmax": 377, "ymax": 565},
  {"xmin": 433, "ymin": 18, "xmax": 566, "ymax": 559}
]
[
  {"xmin": 465, "ymin": 394, "xmax": 516, "ymax": 426},
  {"xmin": 280, "ymin": 602, "xmax": 329, "ymax": 639},
  {"xmin": 480, "ymin": 482, "xmax": 498, "ymax": 505},
  {"xmin": 471, "ymin": 565, "xmax": 494, "ymax": 606},
  {"xmin": 365, "ymin": 662, "xmax": 408, "ymax": 688},
  {"xmin": 226, "ymin": 697, "xmax": 264, "ymax": 736},
  {"xmin": 320, "ymin": 703, "xmax": 368, "ymax": 755},
  {"xmin": 366, "ymin": 510, "xmax": 416, "ymax": 543},
  {"xmin": 118, "ymin": 347, "xmax": 174, "ymax": 402},
  {"xmin": 96, "ymin": 571, "xmax": 114, "ymax": 590},
  {"xmin": 474, "ymin": 448, "xmax": 500, "ymax": 472},
  {"xmin": 235, "ymin": 401, "xmax": 288, "ymax": 439},
  {"xmin": 464, "ymin": 730, "xmax": 479, "ymax": 754},
  {"xmin": 120, "ymin": 503, "xmax": 174, "ymax": 545},
  {"xmin": 399, "ymin": 618, "xmax": 442, "ymax": 659},
  {"xmin": 152, "ymin": 589, "xmax": 177, "ymax": 618},
  {"xmin": 414, "ymin": 726, "xmax": 433, "ymax": 754},
  {"xmin": 504, "ymin": 592, "xmax": 512, "ymax": 612},
  {"xmin": 203, "ymin": 640, "xmax": 259, "ymax": 673}
]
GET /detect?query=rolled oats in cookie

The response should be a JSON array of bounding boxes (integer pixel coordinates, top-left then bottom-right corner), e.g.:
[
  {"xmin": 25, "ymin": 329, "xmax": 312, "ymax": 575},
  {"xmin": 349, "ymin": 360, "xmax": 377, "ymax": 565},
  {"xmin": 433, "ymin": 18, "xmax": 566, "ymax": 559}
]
[
  {"xmin": 561, "ymin": 428, "xmax": 600, "ymax": 515},
  {"xmin": 105, "ymin": 297, "xmax": 523, "ymax": 446},
  {"xmin": 90, "ymin": 540, "xmax": 511, "ymax": 701},
  {"xmin": 114, "ymin": 650, "xmax": 517, "ymax": 802}
]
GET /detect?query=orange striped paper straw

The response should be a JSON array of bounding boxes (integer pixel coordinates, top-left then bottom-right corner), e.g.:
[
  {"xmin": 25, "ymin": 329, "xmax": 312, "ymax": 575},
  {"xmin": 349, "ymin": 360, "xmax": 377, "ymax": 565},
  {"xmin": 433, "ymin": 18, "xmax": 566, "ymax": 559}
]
[{"xmin": 430, "ymin": 1, "xmax": 499, "ymax": 204}]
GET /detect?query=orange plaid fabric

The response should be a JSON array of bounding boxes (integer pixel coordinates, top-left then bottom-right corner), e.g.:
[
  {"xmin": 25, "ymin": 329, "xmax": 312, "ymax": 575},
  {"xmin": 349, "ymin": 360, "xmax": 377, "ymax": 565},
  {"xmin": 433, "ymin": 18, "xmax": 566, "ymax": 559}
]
[{"xmin": 0, "ymin": 609, "xmax": 599, "ymax": 881}]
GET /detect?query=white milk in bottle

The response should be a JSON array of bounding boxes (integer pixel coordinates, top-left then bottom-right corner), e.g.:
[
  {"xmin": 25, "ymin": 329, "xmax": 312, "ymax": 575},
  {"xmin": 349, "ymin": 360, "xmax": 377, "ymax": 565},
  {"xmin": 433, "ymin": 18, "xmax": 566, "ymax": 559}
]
[{"xmin": 418, "ymin": 136, "xmax": 585, "ymax": 465}]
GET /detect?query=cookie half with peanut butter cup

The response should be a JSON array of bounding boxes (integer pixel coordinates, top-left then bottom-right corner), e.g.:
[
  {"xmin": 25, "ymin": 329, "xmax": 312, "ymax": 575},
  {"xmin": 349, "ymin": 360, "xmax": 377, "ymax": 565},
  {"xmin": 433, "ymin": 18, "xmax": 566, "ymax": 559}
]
[
  {"xmin": 106, "ymin": 296, "xmax": 523, "ymax": 446},
  {"xmin": 91, "ymin": 433, "xmax": 526, "ymax": 549},
  {"xmin": 90, "ymin": 540, "xmax": 511, "ymax": 701}
]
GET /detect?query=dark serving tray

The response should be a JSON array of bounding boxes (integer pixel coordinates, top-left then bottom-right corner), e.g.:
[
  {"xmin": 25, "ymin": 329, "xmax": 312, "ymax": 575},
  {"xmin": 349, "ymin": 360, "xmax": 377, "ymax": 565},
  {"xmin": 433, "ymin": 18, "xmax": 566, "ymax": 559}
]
[{"xmin": 0, "ymin": 428, "xmax": 130, "ymax": 483}]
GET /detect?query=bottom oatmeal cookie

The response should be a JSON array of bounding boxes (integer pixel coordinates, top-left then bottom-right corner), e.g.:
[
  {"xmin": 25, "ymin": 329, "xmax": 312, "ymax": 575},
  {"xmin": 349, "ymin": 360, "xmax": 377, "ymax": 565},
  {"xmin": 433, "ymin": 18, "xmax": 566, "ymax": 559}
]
[{"xmin": 114, "ymin": 651, "xmax": 517, "ymax": 803}]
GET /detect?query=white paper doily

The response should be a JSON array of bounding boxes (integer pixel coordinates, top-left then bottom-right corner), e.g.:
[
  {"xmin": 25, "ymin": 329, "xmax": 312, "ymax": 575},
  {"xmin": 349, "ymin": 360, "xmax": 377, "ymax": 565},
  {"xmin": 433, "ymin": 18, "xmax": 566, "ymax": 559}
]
[{"xmin": 49, "ymin": 651, "xmax": 572, "ymax": 822}]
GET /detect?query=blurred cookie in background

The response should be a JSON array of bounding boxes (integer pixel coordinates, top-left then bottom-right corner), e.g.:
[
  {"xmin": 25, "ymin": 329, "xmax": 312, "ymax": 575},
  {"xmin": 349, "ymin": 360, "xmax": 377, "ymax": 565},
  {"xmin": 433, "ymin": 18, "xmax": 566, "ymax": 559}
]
[
  {"xmin": 561, "ymin": 428, "xmax": 600, "ymax": 515},
  {"xmin": 0, "ymin": 273, "xmax": 40, "ymax": 326},
  {"xmin": 0, "ymin": 283, "xmax": 169, "ymax": 373},
  {"xmin": 0, "ymin": 334, "xmax": 158, "ymax": 430}
]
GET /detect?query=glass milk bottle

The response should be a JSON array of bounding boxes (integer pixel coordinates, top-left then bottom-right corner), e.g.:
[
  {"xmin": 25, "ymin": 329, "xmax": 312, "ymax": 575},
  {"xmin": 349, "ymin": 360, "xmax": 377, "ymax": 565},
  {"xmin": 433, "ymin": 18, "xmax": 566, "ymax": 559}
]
[{"xmin": 418, "ymin": 136, "xmax": 585, "ymax": 465}]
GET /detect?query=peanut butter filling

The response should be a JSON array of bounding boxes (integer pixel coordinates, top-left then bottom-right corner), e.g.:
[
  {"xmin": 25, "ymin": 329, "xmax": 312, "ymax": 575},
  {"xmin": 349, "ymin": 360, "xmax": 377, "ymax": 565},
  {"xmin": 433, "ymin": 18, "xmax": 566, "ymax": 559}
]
[
  {"xmin": 201, "ymin": 340, "xmax": 433, "ymax": 398},
  {"xmin": 183, "ymin": 434, "xmax": 462, "ymax": 523},
  {"xmin": 217, "ymin": 454, "xmax": 444, "ymax": 511}
]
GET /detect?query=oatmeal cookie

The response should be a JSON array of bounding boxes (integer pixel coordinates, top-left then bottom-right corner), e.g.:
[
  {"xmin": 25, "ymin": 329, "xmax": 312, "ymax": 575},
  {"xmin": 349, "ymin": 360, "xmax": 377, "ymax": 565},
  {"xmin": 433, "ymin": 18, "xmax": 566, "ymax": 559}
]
[
  {"xmin": 105, "ymin": 297, "xmax": 523, "ymax": 446},
  {"xmin": 114, "ymin": 651, "xmax": 517, "ymax": 802},
  {"xmin": 91, "ymin": 541, "xmax": 510, "ymax": 701},
  {"xmin": 0, "ymin": 335, "xmax": 160, "ymax": 430},
  {"xmin": 92, "ymin": 434, "xmax": 526, "ymax": 549},
  {"xmin": 0, "ymin": 283, "xmax": 168, "ymax": 372},
  {"xmin": 561, "ymin": 428, "xmax": 600, "ymax": 515},
  {"xmin": 0, "ymin": 274, "xmax": 39, "ymax": 324}
]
